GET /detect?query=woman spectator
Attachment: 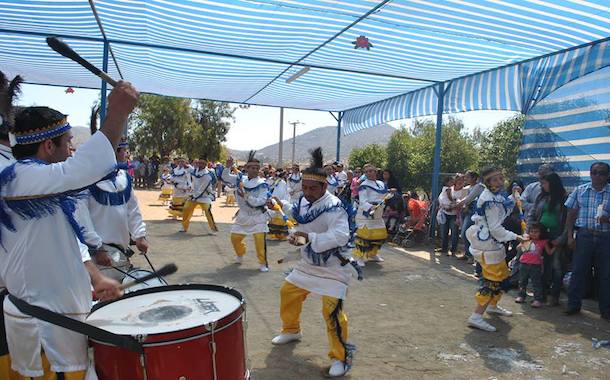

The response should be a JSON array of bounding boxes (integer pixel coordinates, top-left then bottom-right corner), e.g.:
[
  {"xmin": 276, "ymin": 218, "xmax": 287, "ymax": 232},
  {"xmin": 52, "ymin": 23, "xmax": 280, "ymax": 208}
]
[
  {"xmin": 382, "ymin": 169, "xmax": 400, "ymax": 191},
  {"xmin": 527, "ymin": 172, "xmax": 567, "ymax": 306},
  {"xmin": 381, "ymin": 169, "xmax": 403, "ymax": 234},
  {"xmin": 437, "ymin": 175, "xmax": 459, "ymax": 256}
]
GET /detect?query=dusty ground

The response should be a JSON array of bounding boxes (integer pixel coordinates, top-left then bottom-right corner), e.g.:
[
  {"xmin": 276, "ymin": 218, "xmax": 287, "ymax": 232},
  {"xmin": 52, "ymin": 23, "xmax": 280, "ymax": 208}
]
[{"xmin": 130, "ymin": 189, "xmax": 610, "ymax": 380}]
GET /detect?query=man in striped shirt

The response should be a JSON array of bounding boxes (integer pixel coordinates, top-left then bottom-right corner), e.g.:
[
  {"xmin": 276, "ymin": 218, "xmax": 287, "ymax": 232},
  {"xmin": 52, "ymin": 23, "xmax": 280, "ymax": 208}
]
[{"xmin": 564, "ymin": 162, "xmax": 610, "ymax": 320}]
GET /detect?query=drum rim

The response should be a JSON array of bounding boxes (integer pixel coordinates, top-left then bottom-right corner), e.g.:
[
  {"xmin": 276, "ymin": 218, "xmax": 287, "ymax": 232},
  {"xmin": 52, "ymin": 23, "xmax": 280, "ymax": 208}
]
[{"xmin": 90, "ymin": 283, "xmax": 245, "ymax": 314}]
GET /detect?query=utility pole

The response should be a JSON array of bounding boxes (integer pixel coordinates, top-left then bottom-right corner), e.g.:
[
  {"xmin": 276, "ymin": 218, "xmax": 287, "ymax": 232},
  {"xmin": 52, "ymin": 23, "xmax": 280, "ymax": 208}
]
[{"xmin": 289, "ymin": 120, "xmax": 302, "ymax": 165}]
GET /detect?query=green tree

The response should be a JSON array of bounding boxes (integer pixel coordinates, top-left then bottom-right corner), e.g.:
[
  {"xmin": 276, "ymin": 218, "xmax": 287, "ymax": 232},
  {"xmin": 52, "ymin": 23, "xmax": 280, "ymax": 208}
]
[
  {"xmin": 386, "ymin": 117, "xmax": 479, "ymax": 194},
  {"xmin": 182, "ymin": 100, "xmax": 235, "ymax": 160},
  {"xmin": 348, "ymin": 143, "xmax": 387, "ymax": 170},
  {"xmin": 129, "ymin": 94, "xmax": 192, "ymax": 158},
  {"xmin": 478, "ymin": 115, "xmax": 525, "ymax": 180}
]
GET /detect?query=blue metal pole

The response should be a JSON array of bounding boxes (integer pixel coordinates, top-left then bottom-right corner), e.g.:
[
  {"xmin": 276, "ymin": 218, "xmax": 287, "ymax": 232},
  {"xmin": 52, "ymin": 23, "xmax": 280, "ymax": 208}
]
[
  {"xmin": 429, "ymin": 82, "xmax": 445, "ymax": 237},
  {"xmin": 336, "ymin": 112, "xmax": 343, "ymax": 162},
  {"xmin": 99, "ymin": 40, "xmax": 109, "ymax": 125}
]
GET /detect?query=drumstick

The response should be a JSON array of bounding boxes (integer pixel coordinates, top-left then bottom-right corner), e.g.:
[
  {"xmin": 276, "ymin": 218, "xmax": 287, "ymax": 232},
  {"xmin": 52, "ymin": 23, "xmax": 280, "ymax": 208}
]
[
  {"xmin": 118, "ymin": 263, "xmax": 177, "ymax": 291},
  {"xmin": 111, "ymin": 266, "xmax": 141, "ymax": 282},
  {"xmin": 46, "ymin": 37, "xmax": 118, "ymax": 86},
  {"xmin": 142, "ymin": 253, "xmax": 158, "ymax": 274}
]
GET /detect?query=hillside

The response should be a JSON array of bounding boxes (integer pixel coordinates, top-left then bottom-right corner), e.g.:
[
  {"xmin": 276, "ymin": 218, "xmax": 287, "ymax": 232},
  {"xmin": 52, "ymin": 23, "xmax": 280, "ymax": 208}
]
[{"xmin": 229, "ymin": 123, "xmax": 395, "ymax": 164}]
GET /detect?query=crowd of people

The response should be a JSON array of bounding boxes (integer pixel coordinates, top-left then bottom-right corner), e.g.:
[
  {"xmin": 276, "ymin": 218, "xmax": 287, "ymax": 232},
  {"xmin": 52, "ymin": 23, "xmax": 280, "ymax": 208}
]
[{"xmin": 0, "ymin": 68, "xmax": 608, "ymax": 379}]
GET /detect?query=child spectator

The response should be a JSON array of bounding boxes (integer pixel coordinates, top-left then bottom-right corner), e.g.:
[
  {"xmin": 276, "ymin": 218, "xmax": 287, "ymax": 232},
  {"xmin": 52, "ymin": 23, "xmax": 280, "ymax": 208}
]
[{"xmin": 515, "ymin": 222, "xmax": 551, "ymax": 308}]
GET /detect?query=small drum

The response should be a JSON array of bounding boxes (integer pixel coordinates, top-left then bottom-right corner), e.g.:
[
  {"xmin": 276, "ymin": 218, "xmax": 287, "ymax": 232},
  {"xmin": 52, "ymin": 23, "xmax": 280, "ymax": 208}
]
[
  {"xmin": 121, "ymin": 269, "xmax": 168, "ymax": 294},
  {"xmin": 87, "ymin": 284, "xmax": 248, "ymax": 380}
]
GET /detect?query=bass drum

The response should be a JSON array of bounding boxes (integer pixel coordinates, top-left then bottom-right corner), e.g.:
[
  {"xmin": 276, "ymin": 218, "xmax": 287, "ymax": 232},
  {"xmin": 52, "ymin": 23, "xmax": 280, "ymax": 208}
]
[
  {"xmin": 121, "ymin": 269, "xmax": 168, "ymax": 294},
  {"xmin": 87, "ymin": 284, "xmax": 249, "ymax": 380}
]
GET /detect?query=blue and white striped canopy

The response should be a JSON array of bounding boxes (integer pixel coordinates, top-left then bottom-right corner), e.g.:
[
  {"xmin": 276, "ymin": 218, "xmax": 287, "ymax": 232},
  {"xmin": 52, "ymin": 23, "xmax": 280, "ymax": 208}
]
[
  {"xmin": 518, "ymin": 65, "xmax": 610, "ymax": 189},
  {"xmin": 1, "ymin": 1, "xmax": 609, "ymax": 130}
]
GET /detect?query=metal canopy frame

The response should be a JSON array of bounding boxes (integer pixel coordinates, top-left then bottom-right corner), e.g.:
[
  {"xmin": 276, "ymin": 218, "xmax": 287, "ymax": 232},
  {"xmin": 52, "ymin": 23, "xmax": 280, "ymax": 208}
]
[{"xmin": 3, "ymin": 0, "xmax": 608, "ymax": 204}]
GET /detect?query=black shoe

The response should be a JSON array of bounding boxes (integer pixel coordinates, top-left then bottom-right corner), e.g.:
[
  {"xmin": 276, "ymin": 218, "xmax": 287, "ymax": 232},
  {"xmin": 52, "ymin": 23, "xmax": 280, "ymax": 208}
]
[{"xmin": 564, "ymin": 308, "xmax": 581, "ymax": 316}]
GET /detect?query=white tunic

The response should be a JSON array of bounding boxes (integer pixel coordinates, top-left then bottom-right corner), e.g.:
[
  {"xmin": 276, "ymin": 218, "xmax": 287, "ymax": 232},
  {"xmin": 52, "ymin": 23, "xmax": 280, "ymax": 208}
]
[
  {"xmin": 221, "ymin": 170, "xmax": 270, "ymax": 234},
  {"xmin": 287, "ymin": 173, "xmax": 302, "ymax": 202},
  {"xmin": 356, "ymin": 179, "xmax": 388, "ymax": 229},
  {"xmin": 80, "ymin": 169, "xmax": 146, "ymax": 249},
  {"xmin": 171, "ymin": 166, "xmax": 191, "ymax": 197},
  {"xmin": 326, "ymin": 174, "xmax": 339, "ymax": 195},
  {"xmin": 466, "ymin": 188, "xmax": 518, "ymax": 264},
  {"xmin": 0, "ymin": 144, "xmax": 14, "ymax": 290},
  {"xmin": 0, "ymin": 132, "xmax": 116, "ymax": 376},
  {"xmin": 190, "ymin": 167, "xmax": 216, "ymax": 204},
  {"xmin": 282, "ymin": 192, "xmax": 351, "ymax": 299},
  {"xmin": 269, "ymin": 178, "xmax": 290, "ymax": 220}
]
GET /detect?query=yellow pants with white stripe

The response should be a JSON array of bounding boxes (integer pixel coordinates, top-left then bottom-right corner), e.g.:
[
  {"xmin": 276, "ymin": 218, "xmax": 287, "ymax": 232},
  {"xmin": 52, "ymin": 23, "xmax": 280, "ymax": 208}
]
[
  {"xmin": 181, "ymin": 201, "xmax": 218, "ymax": 232},
  {"xmin": 230, "ymin": 233, "xmax": 268, "ymax": 265},
  {"xmin": 0, "ymin": 352, "xmax": 85, "ymax": 380},
  {"xmin": 352, "ymin": 226, "xmax": 388, "ymax": 260},
  {"xmin": 279, "ymin": 282, "xmax": 352, "ymax": 362},
  {"xmin": 475, "ymin": 255, "xmax": 510, "ymax": 306}
]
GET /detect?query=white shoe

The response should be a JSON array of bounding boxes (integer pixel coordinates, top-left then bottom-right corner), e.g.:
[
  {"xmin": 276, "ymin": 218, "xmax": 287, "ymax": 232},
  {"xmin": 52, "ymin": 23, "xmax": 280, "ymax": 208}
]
[
  {"xmin": 368, "ymin": 255, "xmax": 384, "ymax": 262},
  {"xmin": 260, "ymin": 265, "xmax": 269, "ymax": 272},
  {"xmin": 487, "ymin": 305, "xmax": 513, "ymax": 316},
  {"xmin": 235, "ymin": 256, "xmax": 243, "ymax": 264},
  {"xmin": 271, "ymin": 333, "xmax": 302, "ymax": 345},
  {"xmin": 356, "ymin": 260, "xmax": 365, "ymax": 267},
  {"xmin": 467, "ymin": 314, "xmax": 496, "ymax": 332},
  {"xmin": 328, "ymin": 360, "xmax": 348, "ymax": 377}
]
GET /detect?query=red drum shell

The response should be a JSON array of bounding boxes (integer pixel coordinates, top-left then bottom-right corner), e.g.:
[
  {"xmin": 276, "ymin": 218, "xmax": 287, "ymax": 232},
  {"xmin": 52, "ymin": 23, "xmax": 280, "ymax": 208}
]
[{"xmin": 89, "ymin": 284, "xmax": 248, "ymax": 380}]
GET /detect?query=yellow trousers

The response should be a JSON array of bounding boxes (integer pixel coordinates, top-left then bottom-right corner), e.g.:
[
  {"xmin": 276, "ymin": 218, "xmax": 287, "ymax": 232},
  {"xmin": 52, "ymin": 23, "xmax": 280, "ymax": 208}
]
[
  {"xmin": 181, "ymin": 201, "xmax": 218, "ymax": 232},
  {"xmin": 168, "ymin": 196, "xmax": 186, "ymax": 218},
  {"xmin": 352, "ymin": 226, "xmax": 387, "ymax": 259},
  {"xmin": 230, "ymin": 233, "xmax": 268, "ymax": 265},
  {"xmin": 0, "ymin": 352, "xmax": 86, "ymax": 380},
  {"xmin": 475, "ymin": 255, "xmax": 510, "ymax": 306},
  {"xmin": 279, "ymin": 282, "xmax": 354, "ymax": 363}
]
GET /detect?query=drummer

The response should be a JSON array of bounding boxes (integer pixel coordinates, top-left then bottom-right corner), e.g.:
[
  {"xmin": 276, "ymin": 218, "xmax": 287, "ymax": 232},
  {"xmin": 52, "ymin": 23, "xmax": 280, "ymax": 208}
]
[
  {"xmin": 0, "ymin": 82, "xmax": 136, "ymax": 378},
  {"xmin": 77, "ymin": 136, "xmax": 149, "ymax": 278},
  {"xmin": 269, "ymin": 147, "xmax": 356, "ymax": 378}
]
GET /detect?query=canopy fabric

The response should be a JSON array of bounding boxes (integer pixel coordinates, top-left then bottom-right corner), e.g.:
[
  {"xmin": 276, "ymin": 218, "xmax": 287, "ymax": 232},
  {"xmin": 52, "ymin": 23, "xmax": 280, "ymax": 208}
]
[
  {"xmin": 518, "ymin": 66, "xmax": 610, "ymax": 189},
  {"xmin": 1, "ymin": 0, "xmax": 609, "ymax": 121}
]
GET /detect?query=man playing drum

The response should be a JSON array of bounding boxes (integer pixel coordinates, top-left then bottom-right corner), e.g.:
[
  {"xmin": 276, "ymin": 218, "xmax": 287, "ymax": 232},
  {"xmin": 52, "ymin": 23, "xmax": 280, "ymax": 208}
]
[
  {"xmin": 222, "ymin": 151, "xmax": 271, "ymax": 272},
  {"xmin": 0, "ymin": 82, "xmax": 137, "ymax": 378},
  {"xmin": 77, "ymin": 136, "xmax": 149, "ymax": 280},
  {"xmin": 270, "ymin": 147, "xmax": 356, "ymax": 378}
]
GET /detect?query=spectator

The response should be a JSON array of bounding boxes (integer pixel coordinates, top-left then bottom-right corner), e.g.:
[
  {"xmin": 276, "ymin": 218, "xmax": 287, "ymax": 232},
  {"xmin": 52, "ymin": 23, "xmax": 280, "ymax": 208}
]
[
  {"xmin": 514, "ymin": 222, "xmax": 549, "ymax": 308},
  {"xmin": 564, "ymin": 162, "xmax": 610, "ymax": 320},
  {"xmin": 382, "ymin": 169, "xmax": 400, "ymax": 191},
  {"xmin": 527, "ymin": 172, "xmax": 568, "ymax": 306},
  {"xmin": 521, "ymin": 164, "xmax": 554, "ymax": 215},
  {"xmin": 351, "ymin": 167, "xmax": 362, "ymax": 201},
  {"xmin": 457, "ymin": 171, "xmax": 484, "ymax": 264},
  {"xmin": 437, "ymin": 175, "xmax": 459, "ymax": 256}
]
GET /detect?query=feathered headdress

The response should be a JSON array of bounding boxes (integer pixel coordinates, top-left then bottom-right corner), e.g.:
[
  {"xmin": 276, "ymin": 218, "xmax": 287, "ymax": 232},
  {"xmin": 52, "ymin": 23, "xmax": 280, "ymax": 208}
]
[
  {"xmin": 89, "ymin": 103, "xmax": 100, "ymax": 135},
  {"xmin": 0, "ymin": 71, "xmax": 23, "ymax": 138},
  {"xmin": 246, "ymin": 150, "xmax": 259, "ymax": 165},
  {"xmin": 302, "ymin": 147, "xmax": 326, "ymax": 182}
]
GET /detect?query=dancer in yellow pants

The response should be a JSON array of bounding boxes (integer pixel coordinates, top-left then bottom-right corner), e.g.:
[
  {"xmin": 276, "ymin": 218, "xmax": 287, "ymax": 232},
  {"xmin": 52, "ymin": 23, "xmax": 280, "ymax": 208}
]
[
  {"xmin": 168, "ymin": 158, "xmax": 192, "ymax": 219},
  {"xmin": 271, "ymin": 147, "xmax": 356, "ymax": 378},
  {"xmin": 353, "ymin": 164, "xmax": 390, "ymax": 266},
  {"xmin": 465, "ymin": 167, "xmax": 525, "ymax": 332},
  {"xmin": 222, "ymin": 151, "xmax": 271, "ymax": 272},
  {"xmin": 181, "ymin": 159, "xmax": 218, "ymax": 233}
]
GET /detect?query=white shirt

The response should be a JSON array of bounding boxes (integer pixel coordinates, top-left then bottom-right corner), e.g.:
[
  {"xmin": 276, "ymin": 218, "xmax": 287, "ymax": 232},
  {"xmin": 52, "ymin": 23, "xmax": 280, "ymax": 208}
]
[
  {"xmin": 326, "ymin": 174, "xmax": 339, "ymax": 195},
  {"xmin": 190, "ymin": 167, "xmax": 216, "ymax": 204},
  {"xmin": 171, "ymin": 166, "xmax": 192, "ymax": 196},
  {"xmin": 356, "ymin": 179, "xmax": 388, "ymax": 229},
  {"xmin": 0, "ymin": 132, "xmax": 116, "ymax": 375},
  {"xmin": 80, "ymin": 169, "xmax": 146, "ymax": 249},
  {"xmin": 0, "ymin": 143, "xmax": 14, "ymax": 290},
  {"xmin": 282, "ymin": 192, "xmax": 351, "ymax": 299},
  {"xmin": 287, "ymin": 173, "xmax": 302, "ymax": 201},
  {"xmin": 221, "ymin": 170, "xmax": 270, "ymax": 234},
  {"xmin": 336, "ymin": 170, "xmax": 348, "ymax": 187}
]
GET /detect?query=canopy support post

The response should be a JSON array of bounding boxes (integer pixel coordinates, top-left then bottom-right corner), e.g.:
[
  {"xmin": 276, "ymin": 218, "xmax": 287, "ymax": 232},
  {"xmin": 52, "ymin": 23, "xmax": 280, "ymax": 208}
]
[
  {"xmin": 335, "ymin": 112, "xmax": 343, "ymax": 162},
  {"xmin": 278, "ymin": 107, "xmax": 284, "ymax": 167},
  {"xmin": 99, "ymin": 40, "xmax": 109, "ymax": 125},
  {"xmin": 429, "ymin": 82, "xmax": 445, "ymax": 237}
]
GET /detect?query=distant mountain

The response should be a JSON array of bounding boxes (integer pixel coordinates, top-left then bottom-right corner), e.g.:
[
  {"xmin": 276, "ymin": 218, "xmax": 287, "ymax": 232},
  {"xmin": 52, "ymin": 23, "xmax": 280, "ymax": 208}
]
[
  {"xmin": 229, "ymin": 123, "xmax": 396, "ymax": 165},
  {"xmin": 72, "ymin": 126, "xmax": 91, "ymax": 148}
]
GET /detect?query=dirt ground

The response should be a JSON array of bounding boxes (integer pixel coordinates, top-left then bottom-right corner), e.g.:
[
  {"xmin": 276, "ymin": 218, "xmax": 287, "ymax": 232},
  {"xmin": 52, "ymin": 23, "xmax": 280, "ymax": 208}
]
[{"xmin": 130, "ymin": 189, "xmax": 610, "ymax": 380}]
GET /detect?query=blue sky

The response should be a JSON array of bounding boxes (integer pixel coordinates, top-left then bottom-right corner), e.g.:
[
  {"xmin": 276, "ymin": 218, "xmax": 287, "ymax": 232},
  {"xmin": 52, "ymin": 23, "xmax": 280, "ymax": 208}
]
[{"xmin": 18, "ymin": 84, "xmax": 517, "ymax": 150}]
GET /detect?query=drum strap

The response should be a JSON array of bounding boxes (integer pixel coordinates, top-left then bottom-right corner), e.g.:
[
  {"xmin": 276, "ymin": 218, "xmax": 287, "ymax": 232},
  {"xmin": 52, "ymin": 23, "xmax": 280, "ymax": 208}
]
[{"xmin": 7, "ymin": 294, "xmax": 144, "ymax": 353}]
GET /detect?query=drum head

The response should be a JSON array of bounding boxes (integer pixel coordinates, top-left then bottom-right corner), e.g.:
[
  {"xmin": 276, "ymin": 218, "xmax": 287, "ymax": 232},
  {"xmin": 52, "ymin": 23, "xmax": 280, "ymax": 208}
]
[{"xmin": 87, "ymin": 285, "xmax": 243, "ymax": 335}]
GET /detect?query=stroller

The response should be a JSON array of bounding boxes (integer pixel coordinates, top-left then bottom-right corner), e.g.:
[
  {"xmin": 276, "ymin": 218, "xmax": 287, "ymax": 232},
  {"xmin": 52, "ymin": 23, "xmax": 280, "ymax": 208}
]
[{"xmin": 392, "ymin": 200, "xmax": 430, "ymax": 248}]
